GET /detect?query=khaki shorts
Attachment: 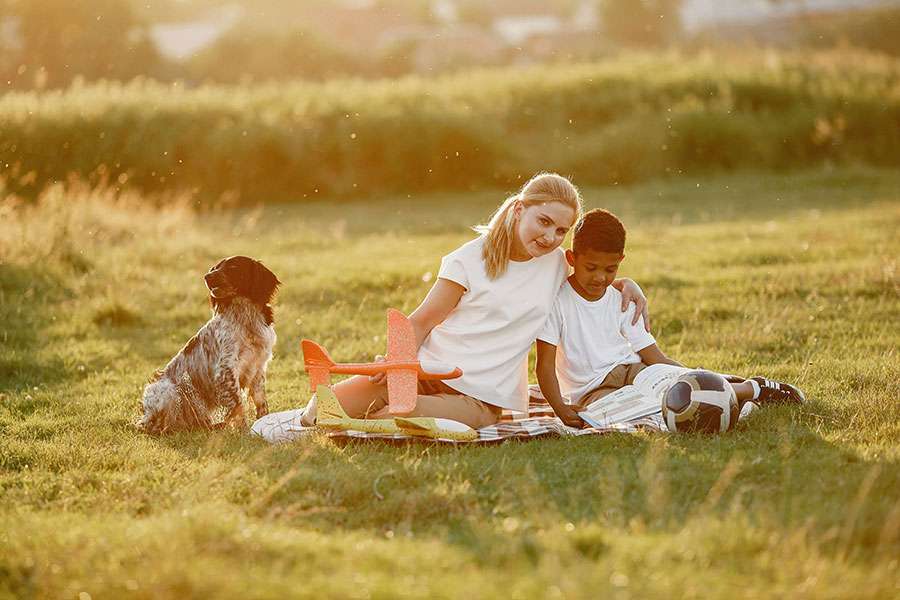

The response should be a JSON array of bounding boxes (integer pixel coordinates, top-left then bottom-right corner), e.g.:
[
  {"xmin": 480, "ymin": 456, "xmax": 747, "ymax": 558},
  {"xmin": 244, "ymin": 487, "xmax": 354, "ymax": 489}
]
[
  {"xmin": 333, "ymin": 376, "xmax": 502, "ymax": 430},
  {"xmin": 575, "ymin": 362, "xmax": 648, "ymax": 411}
]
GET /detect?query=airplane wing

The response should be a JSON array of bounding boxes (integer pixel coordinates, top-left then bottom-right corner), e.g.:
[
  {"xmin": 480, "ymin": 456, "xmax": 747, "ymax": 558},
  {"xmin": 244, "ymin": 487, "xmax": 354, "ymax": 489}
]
[
  {"xmin": 387, "ymin": 370, "xmax": 417, "ymax": 416},
  {"xmin": 386, "ymin": 309, "xmax": 418, "ymax": 415},
  {"xmin": 386, "ymin": 308, "xmax": 416, "ymax": 361}
]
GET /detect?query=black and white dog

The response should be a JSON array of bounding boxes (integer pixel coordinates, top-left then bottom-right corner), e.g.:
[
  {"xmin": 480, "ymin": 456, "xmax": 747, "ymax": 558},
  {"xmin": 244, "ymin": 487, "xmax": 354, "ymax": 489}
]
[{"xmin": 138, "ymin": 256, "xmax": 280, "ymax": 434}]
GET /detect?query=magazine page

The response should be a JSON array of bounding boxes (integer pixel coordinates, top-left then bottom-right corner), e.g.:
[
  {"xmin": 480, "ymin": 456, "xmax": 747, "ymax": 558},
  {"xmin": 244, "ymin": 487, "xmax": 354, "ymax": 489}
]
[
  {"xmin": 577, "ymin": 364, "xmax": 690, "ymax": 429},
  {"xmin": 577, "ymin": 384, "xmax": 660, "ymax": 429},
  {"xmin": 632, "ymin": 363, "xmax": 691, "ymax": 402}
]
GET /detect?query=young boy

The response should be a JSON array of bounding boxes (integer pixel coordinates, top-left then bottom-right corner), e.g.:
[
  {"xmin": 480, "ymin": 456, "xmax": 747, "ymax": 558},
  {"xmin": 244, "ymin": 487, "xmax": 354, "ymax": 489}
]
[{"xmin": 536, "ymin": 209, "xmax": 805, "ymax": 429}]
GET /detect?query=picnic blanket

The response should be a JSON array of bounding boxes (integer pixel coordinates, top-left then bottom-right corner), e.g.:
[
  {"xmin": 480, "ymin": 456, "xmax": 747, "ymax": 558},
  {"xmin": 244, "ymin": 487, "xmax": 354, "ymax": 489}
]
[{"xmin": 251, "ymin": 395, "xmax": 667, "ymax": 445}]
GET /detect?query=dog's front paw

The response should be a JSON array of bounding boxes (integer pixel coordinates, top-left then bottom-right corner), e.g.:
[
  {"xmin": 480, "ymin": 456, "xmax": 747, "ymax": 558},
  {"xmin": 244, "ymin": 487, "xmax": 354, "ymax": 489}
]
[
  {"xmin": 224, "ymin": 415, "xmax": 248, "ymax": 431},
  {"xmin": 223, "ymin": 403, "xmax": 247, "ymax": 431}
]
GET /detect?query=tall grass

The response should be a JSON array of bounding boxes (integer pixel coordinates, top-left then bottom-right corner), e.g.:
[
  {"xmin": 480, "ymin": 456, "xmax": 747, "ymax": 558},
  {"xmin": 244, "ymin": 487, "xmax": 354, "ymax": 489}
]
[
  {"xmin": 2, "ymin": 50, "xmax": 899, "ymax": 204},
  {"xmin": 0, "ymin": 177, "xmax": 196, "ymax": 273}
]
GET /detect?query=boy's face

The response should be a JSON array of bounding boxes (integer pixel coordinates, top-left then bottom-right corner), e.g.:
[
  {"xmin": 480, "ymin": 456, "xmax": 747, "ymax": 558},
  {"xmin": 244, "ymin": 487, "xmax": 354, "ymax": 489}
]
[{"xmin": 566, "ymin": 248, "xmax": 624, "ymax": 301}]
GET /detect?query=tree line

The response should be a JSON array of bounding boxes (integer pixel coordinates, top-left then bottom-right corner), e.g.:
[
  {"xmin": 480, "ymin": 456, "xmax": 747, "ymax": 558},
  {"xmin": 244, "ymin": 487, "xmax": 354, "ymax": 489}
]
[{"xmin": 2, "ymin": 0, "xmax": 898, "ymax": 91}]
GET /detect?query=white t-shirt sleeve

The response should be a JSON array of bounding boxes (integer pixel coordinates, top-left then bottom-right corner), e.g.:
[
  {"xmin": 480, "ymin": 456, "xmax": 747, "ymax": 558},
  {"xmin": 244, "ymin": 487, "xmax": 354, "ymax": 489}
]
[
  {"xmin": 537, "ymin": 298, "xmax": 563, "ymax": 346},
  {"xmin": 437, "ymin": 251, "xmax": 469, "ymax": 291},
  {"xmin": 620, "ymin": 304, "xmax": 656, "ymax": 352}
]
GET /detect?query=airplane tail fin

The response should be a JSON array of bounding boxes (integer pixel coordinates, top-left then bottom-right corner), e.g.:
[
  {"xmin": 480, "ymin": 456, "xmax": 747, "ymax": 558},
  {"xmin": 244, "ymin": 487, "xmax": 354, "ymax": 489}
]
[
  {"xmin": 302, "ymin": 339, "xmax": 335, "ymax": 392},
  {"xmin": 387, "ymin": 370, "xmax": 418, "ymax": 416},
  {"xmin": 315, "ymin": 385, "xmax": 350, "ymax": 421},
  {"xmin": 316, "ymin": 385, "xmax": 403, "ymax": 434}
]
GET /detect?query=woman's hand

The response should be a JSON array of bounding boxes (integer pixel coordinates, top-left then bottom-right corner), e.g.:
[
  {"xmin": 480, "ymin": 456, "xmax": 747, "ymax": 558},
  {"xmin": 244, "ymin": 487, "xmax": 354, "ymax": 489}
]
[
  {"xmin": 616, "ymin": 278, "xmax": 650, "ymax": 331},
  {"xmin": 368, "ymin": 355, "xmax": 387, "ymax": 386}
]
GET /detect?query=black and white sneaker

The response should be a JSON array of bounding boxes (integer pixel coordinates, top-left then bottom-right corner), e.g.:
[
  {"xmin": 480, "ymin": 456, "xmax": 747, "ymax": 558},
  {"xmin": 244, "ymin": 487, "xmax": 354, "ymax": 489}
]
[{"xmin": 751, "ymin": 377, "xmax": 806, "ymax": 405}]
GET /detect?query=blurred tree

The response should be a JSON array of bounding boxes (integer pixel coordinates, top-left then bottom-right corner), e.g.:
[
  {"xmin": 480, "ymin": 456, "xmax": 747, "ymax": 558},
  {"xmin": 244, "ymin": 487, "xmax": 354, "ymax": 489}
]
[
  {"xmin": 374, "ymin": 0, "xmax": 437, "ymax": 25},
  {"xmin": 797, "ymin": 5, "xmax": 900, "ymax": 56},
  {"xmin": 1, "ymin": 0, "xmax": 17, "ymax": 83},
  {"xmin": 14, "ymin": 0, "xmax": 165, "ymax": 88},
  {"xmin": 600, "ymin": 0, "xmax": 683, "ymax": 48},
  {"xmin": 378, "ymin": 37, "xmax": 419, "ymax": 77},
  {"xmin": 188, "ymin": 28, "xmax": 370, "ymax": 83},
  {"xmin": 456, "ymin": 1, "xmax": 494, "ymax": 28}
]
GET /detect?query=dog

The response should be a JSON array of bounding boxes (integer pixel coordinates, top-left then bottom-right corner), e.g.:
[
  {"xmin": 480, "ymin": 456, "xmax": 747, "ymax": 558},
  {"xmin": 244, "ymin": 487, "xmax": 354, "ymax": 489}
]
[{"xmin": 138, "ymin": 256, "xmax": 280, "ymax": 435}]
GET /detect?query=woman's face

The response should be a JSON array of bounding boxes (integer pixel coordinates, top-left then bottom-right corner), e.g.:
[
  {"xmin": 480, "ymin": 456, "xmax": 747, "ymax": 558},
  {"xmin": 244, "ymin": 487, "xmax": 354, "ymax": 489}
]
[{"xmin": 512, "ymin": 201, "xmax": 576, "ymax": 260}]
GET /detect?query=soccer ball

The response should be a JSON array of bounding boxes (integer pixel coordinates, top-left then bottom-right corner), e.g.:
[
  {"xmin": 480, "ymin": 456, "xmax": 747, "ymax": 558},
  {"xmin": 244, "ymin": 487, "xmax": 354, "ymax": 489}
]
[{"xmin": 662, "ymin": 370, "xmax": 739, "ymax": 434}]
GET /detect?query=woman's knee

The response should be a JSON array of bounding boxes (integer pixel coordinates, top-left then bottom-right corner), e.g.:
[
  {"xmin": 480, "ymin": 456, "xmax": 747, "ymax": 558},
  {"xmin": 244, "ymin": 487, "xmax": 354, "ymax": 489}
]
[
  {"xmin": 332, "ymin": 376, "xmax": 388, "ymax": 418},
  {"xmin": 472, "ymin": 403, "xmax": 502, "ymax": 429}
]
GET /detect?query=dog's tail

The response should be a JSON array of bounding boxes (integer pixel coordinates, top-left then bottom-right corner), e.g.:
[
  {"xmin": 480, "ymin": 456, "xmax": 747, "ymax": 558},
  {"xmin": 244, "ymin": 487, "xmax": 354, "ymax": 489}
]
[{"xmin": 301, "ymin": 339, "xmax": 335, "ymax": 393}]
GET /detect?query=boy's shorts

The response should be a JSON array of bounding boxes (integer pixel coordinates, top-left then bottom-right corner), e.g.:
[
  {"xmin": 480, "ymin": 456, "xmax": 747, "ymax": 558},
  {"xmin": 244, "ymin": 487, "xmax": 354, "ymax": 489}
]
[{"xmin": 574, "ymin": 362, "xmax": 648, "ymax": 411}]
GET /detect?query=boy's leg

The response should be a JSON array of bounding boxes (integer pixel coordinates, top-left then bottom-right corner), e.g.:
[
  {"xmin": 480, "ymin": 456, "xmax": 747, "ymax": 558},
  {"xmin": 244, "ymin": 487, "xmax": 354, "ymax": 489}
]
[
  {"xmin": 748, "ymin": 377, "xmax": 806, "ymax": 404},
  {"xmin": 575, "ymin": 362, "xmax": 649, "ymax": 411},
  {"xmin": 622, "ymin": 362, "xmax": 648, "ymax": 385},
  {"xmin": 731, "ymin": 381, "xmax": 756, "ymax": 403},
  {"xmin": 725, "ymin": 377, "xmax": 804, "ymax": 405},
  {"xmin": 576, "ymin": 364, "xmax": 631, "ymax": 411}
]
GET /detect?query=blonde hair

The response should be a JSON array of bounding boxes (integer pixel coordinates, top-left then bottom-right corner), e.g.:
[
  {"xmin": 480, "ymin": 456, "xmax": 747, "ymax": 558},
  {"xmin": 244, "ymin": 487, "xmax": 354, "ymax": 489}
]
[{"xmin": 475, "ymin": 172, "xmax": 582, "ymax": 279}]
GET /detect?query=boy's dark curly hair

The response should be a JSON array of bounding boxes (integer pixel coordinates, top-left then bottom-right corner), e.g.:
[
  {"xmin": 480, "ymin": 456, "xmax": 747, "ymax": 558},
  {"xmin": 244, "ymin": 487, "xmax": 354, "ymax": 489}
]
[{"xmin": 572, "ymin": 208, "xmax": 626, "ymax": 254}]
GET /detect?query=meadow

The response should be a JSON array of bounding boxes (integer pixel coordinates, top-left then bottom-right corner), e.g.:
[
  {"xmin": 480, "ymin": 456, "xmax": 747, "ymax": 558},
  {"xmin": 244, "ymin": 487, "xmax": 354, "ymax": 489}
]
[{"xmin": 1, "ymin": 166, "xmax": 898, "ymax": 598}]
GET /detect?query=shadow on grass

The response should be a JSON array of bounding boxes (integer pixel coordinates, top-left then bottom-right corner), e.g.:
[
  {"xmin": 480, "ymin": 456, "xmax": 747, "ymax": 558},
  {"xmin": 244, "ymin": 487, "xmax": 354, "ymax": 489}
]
[
  {"xmin": 0, "ymin": 260, "xmax": 178, "ymax": 401},
  {"xmin": 136, "ymin": 405, "xmax": 900, "ymax": 565},
  {"xmin": 0, "ymin": 264, "xmax": 72, "ymax": 394}
]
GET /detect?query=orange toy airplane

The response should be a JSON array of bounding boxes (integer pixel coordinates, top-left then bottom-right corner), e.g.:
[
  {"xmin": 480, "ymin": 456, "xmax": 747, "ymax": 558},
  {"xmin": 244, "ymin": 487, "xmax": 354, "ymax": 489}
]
[{"xmin": 301, "ymin": 309, "xmax": 462, "ymax": 416}]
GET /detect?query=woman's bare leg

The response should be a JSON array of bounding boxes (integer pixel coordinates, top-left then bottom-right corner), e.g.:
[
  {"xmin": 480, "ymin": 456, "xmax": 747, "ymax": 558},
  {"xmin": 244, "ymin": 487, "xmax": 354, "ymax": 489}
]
[
  {"xmin": 300, "ymin": 375, "xmax": 389, "ymax": 425},
  {"xmin": 332, "ymin": 376, "xmax": 390, "ymax": 418},
  {"xmin": 366, "ymin": 393, "xmax": 501, "ymax": 429}
]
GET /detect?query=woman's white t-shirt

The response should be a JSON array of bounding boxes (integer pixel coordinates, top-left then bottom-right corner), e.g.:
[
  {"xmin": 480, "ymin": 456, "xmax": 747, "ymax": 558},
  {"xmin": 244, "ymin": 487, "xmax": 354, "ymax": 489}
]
[{"xmin": 418, "ymin": 236, "xmax": 568, "ymax": 413}]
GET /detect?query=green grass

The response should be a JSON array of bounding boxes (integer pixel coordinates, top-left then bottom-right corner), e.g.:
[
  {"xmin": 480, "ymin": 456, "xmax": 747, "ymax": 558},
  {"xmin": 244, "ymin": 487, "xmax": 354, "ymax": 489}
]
[{"xmin": 1, "ymin": 167, "xmax": 899, "ymax": 598}]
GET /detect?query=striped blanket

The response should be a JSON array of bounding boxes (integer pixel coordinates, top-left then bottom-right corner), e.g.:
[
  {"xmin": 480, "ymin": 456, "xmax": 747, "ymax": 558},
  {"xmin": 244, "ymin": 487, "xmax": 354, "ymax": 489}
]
[{"xmin": 250, "ymin": 396, "xmax": 666, "ymax": 445}]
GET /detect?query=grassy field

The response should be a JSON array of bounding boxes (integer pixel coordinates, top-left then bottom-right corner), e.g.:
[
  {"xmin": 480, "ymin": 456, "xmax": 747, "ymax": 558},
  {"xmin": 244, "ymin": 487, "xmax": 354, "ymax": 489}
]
[{"xmin": 1, "ymin": 167, "xmax": 898, "ymax": 598}]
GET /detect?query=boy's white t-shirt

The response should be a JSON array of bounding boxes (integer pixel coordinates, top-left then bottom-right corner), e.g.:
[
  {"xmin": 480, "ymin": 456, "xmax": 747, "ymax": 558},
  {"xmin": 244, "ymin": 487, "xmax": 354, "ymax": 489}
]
[
  {"xmin": 418, "ymin": 236, "xmax": 568, "ymax": 413},
  {"xmin": 538, "ymin": 281, "xmax": 656, "ymax": 404}
]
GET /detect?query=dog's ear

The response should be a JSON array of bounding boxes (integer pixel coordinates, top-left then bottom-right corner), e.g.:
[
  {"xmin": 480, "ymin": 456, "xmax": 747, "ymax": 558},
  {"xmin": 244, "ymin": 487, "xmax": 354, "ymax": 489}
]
[
  {"xmin": 248, "ymin": 260, "xmax": 280, "ymax": 305},
  {"xmin": 209, "ymin": 291, "xmax": 227, "ymax": 314}
]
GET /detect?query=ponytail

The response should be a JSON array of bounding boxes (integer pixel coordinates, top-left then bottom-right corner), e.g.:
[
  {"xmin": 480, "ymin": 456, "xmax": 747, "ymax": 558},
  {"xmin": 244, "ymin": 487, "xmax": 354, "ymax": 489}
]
[{"xmin": 475, "ymin": 193, "xmax": 520, "ymax": 280}]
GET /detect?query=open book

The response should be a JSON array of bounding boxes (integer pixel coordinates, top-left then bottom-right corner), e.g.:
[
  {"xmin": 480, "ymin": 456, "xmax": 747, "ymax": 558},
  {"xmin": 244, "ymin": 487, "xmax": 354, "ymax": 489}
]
[
  {"xmin": 575, "ymin": 363, "xmax": 687, "ymax": 428},
  {"xmin": 528, "ymin": 363, "xmax": 757, "ymax": 431}
]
